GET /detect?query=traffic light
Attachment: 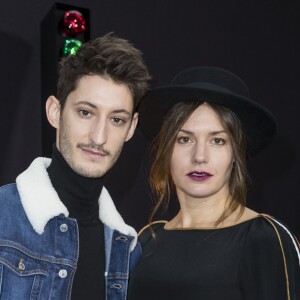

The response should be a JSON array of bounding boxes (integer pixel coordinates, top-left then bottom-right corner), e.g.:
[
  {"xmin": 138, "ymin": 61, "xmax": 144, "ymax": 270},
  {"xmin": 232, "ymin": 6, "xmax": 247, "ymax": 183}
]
[
  {"xmin": 41, "ymin": 3, "xmax": 90, "ymax": 156},
  {"xmin": 60, "ymin": 9, "xmax": 87, "ymax": 56}
]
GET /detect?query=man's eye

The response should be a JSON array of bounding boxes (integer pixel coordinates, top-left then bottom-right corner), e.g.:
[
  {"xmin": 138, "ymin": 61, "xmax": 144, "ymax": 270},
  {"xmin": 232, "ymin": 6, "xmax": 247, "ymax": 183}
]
[
  {"xmin": 112, "ymin": 117, "xmax": 125, "ymax": 126},
  {"xmin": 79, "ymin": 110, "xmax": 91, "ymax": 117}
]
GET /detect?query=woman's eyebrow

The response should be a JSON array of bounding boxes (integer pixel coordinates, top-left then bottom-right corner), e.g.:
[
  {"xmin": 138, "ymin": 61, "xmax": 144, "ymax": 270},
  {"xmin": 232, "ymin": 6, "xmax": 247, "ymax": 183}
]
[
  {"xmin": 179, "ymin": 129, "xmax": 193, "ymax": 134},
  {"xmin": 210, "ymin": 130, "xmax": 227, "ymax": 135},
  {"xmin": 179, "ymin": 129, "xmax": 226, "ymax": 135}
]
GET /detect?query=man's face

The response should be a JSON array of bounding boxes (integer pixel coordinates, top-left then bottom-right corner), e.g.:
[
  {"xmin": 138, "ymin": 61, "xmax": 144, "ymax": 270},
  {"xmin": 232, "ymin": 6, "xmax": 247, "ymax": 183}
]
[{"xmin": 46, "ymin": 75, "xmax": 138, "ymax": 178}]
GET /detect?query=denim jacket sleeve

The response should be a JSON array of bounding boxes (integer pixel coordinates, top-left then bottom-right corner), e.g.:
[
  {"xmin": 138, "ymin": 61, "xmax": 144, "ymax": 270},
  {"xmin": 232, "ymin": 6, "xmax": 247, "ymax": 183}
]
[{"xmin": 104, "ymin": 225, "xmax": 141, "ymax": 300}]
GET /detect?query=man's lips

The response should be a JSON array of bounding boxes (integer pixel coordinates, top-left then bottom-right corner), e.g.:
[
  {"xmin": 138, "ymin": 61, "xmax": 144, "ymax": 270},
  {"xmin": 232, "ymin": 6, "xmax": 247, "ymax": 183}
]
[
  {"xmin": 80, "ymin": 147, "xmax": 108, "ymax": 157},
  {"xmin": 186, "ymin": 171, "xmax": 212, "ymax": 181}
]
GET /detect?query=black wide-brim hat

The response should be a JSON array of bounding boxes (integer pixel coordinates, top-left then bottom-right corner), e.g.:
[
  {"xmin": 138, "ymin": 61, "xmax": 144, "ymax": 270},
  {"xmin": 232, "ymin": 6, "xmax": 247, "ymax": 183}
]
[{"xmin": 138, "ymin": 66, "xmax": 277, "ymax": 155}]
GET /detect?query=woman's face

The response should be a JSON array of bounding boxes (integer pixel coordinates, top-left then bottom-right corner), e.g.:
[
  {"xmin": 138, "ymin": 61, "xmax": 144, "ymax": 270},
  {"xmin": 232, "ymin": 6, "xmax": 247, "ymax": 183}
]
[{"xmin": 170, "ymin": 103, "xmax": 234, "ymax": 202}]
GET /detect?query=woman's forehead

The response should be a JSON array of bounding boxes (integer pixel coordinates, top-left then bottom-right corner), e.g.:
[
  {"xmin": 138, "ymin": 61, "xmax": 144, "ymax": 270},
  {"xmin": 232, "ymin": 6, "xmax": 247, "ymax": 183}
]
[{"xmin": 181, "ymin": 104, "xmax": 225, "ymax": 131}]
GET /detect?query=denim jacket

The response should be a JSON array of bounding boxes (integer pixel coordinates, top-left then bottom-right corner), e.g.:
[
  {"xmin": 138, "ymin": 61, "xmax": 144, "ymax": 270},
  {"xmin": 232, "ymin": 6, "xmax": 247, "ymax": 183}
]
[{"xmin": 0, "ymin": 158, "xmax": 141, "ymax": 300}]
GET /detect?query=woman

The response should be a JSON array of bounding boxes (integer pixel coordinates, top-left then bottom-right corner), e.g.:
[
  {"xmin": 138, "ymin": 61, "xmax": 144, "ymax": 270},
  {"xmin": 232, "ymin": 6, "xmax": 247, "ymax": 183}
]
[{"xmin": 128, "ymin": 67, "xmax": 300, "ymax": 299}]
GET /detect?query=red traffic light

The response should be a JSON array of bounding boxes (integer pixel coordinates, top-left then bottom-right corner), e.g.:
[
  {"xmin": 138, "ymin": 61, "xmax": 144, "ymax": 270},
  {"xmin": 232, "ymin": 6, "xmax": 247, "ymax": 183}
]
[{"xmin": 61, "ymin": 10, "xmax": 86, "ymax": 36}]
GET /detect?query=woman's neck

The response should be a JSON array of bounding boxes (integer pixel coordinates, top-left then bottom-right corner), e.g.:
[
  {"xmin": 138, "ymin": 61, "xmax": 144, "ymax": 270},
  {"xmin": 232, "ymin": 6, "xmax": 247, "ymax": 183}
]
[
  {"xmin": 170, "ymin": 188, "xmax": 229, "ymax": 227},
  {"xmin": 167, "ymin": 196, "xmax": 258, "ymax": 229}
]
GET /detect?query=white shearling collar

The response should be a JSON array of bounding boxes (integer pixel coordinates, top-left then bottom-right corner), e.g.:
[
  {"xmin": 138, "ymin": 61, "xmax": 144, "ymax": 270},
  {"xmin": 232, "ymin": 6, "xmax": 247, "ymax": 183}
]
[{"xmin": 16, "ymin": 158, "xmax": 137, "ymax": 249}]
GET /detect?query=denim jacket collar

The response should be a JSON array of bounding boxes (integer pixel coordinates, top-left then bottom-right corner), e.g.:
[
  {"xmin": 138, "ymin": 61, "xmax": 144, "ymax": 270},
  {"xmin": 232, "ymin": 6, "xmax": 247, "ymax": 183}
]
[{"xmin": 16, "ymin": 157, "xmax": 137, "ymax": 251}]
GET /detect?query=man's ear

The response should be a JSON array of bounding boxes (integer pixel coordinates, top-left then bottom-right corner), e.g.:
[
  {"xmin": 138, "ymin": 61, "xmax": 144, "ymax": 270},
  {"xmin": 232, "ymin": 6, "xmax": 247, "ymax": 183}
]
[
  {"xmin": 125, "ymin": 112, "xmax": 139, "ymax": 142},
  {"xmin": 46, "ymin": 96, "xmax": 61, "ymax": 129}
]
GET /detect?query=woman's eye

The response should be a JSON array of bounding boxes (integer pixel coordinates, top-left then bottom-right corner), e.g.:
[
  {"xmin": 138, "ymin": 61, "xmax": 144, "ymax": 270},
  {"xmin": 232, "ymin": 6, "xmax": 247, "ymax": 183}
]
[
  {"xmin": 178, "ymin": 136, "xmax": 191, "ymax": 144},
  {"xmin": 212, "ymin": 138, "xmax": 225, "ymax": 145}
]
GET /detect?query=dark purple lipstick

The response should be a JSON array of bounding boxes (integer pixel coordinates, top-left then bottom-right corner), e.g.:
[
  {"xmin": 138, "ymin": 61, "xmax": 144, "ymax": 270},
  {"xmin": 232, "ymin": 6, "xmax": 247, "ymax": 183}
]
[{"xmin": 187, "ymin": 171, "xmax": 212, "ymax": 181}]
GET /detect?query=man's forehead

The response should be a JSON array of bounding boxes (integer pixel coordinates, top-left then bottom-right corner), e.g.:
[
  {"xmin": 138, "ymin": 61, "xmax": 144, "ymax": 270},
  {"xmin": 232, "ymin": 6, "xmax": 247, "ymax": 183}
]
[{"xmin": 64, "ymin": 75, "xmax": 134, "ymax": 111}]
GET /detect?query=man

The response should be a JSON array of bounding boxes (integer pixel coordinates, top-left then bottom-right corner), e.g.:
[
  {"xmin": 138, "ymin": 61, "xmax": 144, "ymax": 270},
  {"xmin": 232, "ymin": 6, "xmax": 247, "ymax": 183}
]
[{"xmin": 0, "ymin": 33, "xmax": 150, "ymax": 299}]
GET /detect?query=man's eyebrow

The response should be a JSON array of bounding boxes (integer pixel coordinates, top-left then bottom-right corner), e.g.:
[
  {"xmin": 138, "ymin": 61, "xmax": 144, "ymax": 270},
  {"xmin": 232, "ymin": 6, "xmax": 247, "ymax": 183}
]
[
  {"xmin": 111, "ymin": 109, "xmax": 131, "ymax": 116},
  {"xmin": 74, "ymin": 101, "xmax": 131, "ymax": 116},
  {"xmin": 75, "ymin": 100, "xmax": 97, "ymax": 109}
]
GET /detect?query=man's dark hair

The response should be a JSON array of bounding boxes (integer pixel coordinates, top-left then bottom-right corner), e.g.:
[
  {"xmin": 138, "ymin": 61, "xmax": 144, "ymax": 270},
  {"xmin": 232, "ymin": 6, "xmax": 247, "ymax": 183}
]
[{"xmin": 57, "ymin": 33, "xmax": 150, "ymax": 111}]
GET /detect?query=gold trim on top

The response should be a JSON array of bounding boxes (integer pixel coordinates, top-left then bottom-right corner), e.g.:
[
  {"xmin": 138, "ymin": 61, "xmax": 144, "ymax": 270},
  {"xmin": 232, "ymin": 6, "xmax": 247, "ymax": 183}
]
[
  {"xmin": 163, "ymin": 214, "xmax": 261, "ymax": 231},
  {"xmin": 263, "ymin": 216, "xmax": 290, "ymax": 300},
  {"xmin": 138, "ymin": 220, "xmax": 167, "ymax": 237}
]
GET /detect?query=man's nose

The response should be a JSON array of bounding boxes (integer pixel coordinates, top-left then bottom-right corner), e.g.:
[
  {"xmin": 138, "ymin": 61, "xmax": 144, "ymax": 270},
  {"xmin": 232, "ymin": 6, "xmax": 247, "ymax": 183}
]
[{"xmin": 89, "ymin": 119, "xmax": 108, "ymax": 146}]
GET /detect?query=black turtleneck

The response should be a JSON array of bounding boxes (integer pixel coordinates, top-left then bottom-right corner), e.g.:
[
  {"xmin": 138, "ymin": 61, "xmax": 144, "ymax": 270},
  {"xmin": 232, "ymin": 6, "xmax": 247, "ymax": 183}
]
[{"xmin": 47, "ymin": 146, "xmax": 105, "ymax": 300}]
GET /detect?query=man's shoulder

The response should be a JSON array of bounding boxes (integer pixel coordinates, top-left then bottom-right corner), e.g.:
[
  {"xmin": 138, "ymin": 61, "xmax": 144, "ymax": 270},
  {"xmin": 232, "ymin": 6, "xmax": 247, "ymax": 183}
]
[
  {"xmin": 0, "ymin": 183, "xmax": 21, "ymax": 203},
  {"xmin": 0, "ymin": 183, "xmax": 19, "ymax": 198},
  {"xmin": 0, "ymin": 183, "xmax": 24, "ymax": 220}
]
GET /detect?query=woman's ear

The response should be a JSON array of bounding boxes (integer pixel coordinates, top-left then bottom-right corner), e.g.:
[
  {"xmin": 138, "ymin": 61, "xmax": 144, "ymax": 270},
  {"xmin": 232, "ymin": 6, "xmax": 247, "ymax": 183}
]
[{"xmin": 46, "ymin": 96, "xmax": 61, "ymax": 129}]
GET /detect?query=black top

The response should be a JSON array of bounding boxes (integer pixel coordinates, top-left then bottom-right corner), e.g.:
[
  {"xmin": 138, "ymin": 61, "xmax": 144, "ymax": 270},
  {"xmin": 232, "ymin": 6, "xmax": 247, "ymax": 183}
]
[
  {"xmin": 47, "ymin": 146, "xmax": 105, "ymax": 300},
  {"xmin": 128, "ymin": 216, "xmax": 300, "ymax": 300}
]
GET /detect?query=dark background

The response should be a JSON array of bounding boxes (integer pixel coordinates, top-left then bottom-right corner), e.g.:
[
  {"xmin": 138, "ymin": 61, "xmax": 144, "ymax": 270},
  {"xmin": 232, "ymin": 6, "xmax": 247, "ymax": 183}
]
[{"xmin": 0, "ymin": 1, "xmax": 299, "ymax": 236}]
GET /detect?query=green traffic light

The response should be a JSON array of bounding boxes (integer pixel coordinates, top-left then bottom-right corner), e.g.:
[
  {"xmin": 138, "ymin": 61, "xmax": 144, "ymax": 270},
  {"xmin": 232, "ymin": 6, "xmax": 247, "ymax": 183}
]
[{"xmin": 63, "ymin": 39, "xmax": 83, "ymax": 56}]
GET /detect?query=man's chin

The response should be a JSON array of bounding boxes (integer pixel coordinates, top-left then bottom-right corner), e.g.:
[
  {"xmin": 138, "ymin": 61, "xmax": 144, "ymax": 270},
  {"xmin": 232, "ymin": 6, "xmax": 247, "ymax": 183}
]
[{"xmin": 72, "ymin": 163, "xmax": 106, "ymax": 178}]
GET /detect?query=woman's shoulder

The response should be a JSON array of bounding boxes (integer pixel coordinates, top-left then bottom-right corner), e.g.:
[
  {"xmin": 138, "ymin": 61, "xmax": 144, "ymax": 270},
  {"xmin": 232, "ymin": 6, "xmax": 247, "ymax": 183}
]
[
  {"xmin": 255, "ymin": 215, "xmax": 298, "ymax": 240},
  {"xmin": 238, "ymin": 215, "xmax": 300, "ymax": 297},
  {"xmin": 261, "ymin": 215, "xmax": 299, "ymax": 244},
  {"xmin": 138, "ymin": 220, "xmax": 167, "ymax": 246},
  {"xmin": 248, "ymin": 214, "xmax": 300, "ymax": 259}
]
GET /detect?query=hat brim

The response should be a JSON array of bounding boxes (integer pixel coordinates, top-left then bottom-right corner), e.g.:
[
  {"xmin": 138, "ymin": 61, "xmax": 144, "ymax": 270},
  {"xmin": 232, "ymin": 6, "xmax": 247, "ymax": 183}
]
[{"xmin": 138, "ymin": 85, "xmax": 277, "ymax": 155}]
